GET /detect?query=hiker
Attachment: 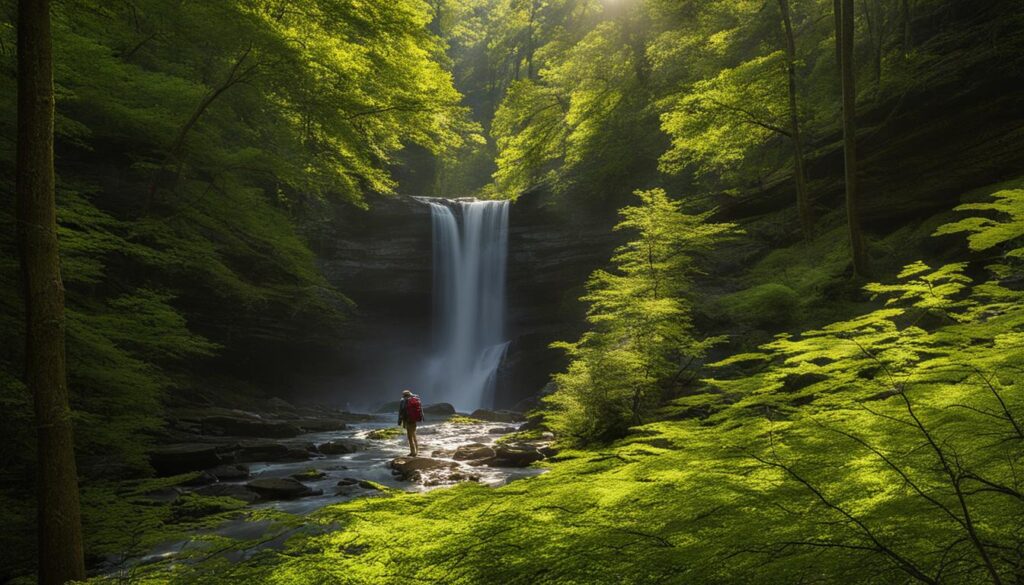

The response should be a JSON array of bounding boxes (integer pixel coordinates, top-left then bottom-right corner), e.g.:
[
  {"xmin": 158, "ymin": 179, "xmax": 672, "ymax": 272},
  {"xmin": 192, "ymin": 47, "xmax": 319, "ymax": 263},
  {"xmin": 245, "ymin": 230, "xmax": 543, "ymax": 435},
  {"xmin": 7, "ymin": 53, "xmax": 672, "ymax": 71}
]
[{"xmin": 397, "ymin": 389, "xmax": 424, "ymax": 456}]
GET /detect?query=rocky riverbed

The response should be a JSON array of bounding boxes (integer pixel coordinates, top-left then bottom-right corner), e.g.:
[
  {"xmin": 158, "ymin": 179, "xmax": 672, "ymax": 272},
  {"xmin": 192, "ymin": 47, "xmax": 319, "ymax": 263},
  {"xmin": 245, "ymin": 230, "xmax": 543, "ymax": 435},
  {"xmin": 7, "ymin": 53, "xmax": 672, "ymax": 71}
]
[{"xmin": 123, "ymin": 402, "xmax": 552, "ymax": 569}]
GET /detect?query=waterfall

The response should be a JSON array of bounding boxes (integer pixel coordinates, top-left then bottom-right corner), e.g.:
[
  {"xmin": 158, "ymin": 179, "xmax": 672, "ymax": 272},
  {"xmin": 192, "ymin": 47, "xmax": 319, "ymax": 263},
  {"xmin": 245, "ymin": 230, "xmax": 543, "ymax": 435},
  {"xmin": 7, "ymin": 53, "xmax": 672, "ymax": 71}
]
[{"xmin": 422, "ymin": 199, "xmax": 510, "ymax": 411}]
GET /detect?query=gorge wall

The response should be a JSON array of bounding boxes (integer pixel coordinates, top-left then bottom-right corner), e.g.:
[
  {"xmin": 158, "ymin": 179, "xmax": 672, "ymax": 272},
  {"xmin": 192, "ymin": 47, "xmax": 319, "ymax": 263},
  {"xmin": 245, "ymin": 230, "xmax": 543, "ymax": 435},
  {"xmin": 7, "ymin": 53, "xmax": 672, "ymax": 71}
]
[{"xmin": 314, "ymin": 191, "xmax": 621, "ymax": 410}]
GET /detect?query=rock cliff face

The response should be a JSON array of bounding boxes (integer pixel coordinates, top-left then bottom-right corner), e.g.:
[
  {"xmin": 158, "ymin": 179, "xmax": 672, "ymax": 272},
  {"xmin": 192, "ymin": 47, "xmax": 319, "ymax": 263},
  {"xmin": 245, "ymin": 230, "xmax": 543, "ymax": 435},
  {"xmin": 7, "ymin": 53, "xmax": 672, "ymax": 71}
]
[{"xmin": 316, "ymin": 192, "xmax": 619, "ymax": 409}]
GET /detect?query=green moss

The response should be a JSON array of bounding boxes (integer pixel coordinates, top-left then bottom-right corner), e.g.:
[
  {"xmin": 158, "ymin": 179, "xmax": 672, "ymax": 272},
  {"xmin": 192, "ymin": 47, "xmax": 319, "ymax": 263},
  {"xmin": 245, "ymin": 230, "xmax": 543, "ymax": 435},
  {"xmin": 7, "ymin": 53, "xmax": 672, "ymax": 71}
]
[
  {"xmin": 169, "ymin": 493, "xmax": 248, "ymax": 522},
  {"xmin": 366, "ymin": 427, "xmax": 404, "ymax": 440},
  {"xmin": 494, "ymin": 428, "xmax": 548, "ymax": 445},
  {"xmin": 719, "ymin": 283, "xmax": 799, "ymax": 328},
  {"xmin": 446, "ymin": 415, "xmax": 486, "ymax": 425},
  {"xmin": 291, "ymin": 468, "xmax": 326, "ymax": 481}
]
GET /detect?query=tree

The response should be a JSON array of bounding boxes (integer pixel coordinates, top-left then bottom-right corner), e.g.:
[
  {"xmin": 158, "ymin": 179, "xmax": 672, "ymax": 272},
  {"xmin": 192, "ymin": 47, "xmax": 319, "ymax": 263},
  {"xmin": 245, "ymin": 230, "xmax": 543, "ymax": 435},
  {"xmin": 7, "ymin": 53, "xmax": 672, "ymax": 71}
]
[
  {"xmin": 778, "ymin": 0, "xmax": 814, "ymax": 237},
  {"xmin": 15, "ymin": 0, "xmax": 86, "ymax": 582},
  {"xmin": 547, "ymin": 189, "xmax": 734, "ymax": 442},
  {"xmin": 836, "ymin": 0, "xmax": 869, "ymax": 276}
]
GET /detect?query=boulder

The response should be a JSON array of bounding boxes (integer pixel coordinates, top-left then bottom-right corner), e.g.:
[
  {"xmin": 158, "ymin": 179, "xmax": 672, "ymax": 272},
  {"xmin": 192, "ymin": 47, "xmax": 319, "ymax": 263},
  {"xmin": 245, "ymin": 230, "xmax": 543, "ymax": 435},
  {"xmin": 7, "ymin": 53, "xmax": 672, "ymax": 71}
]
[
  {"xmin": 181, "ymin": 471, "xmax": 217, "ymax": 487},
  {"xmin": 292, "ymin": 419, "xmax": 348, "ymax": 433},
  {"xmin": 423, "ymin": 403, "xmax": 456, "ymax": 416},
  {"xmin": 317, "ymin": 439, "xmax": 366, "ymax": 455},
  {"xmin": 207, "ymin": 464, "xmax": 250, "ymax": 481},
  {"xmin": 452, "ymin": 443, "xmax": 496, "ymax": 462},
  {"xmin": 235, "ymin": 440, "xmax": 291, "ymax": 462},
  {"xmin": 488, "ymin": 427, "xmax": 516, "ymax": 434},
  {"xmin": 246, "ymin": 478, "xmax": 322, "ymax": 500},
  {"xmin": 422, "ymin": 470, "xmax": 480, "ymax": 487},
  {"xmin": 389, "ymin": 457, "xmax": 458, "ymax": 482},
  {"xmin": 336, "ymin": 478, "xmax": 360, "ymax": 487},
  {"xmin": 193, "ymin": 483, "xmax": 260, "ymax": 503},
  {"xmin": 469, "ymin": 409, "xmax": 526, "ymax": 423},
  {"xmin": 483, "ymin": 444, "xmax": 545, "ymax": 468},
  {"xmin": 150, "ymin": 443, "xmax": 226, "ymax": 476},
  {"xmin": 291, "ymin": 469, "xmax": 326, "ymax": 481},
  {"xmin": 200, "ymin": 415, "xmax": 302, "ymax": 438}
]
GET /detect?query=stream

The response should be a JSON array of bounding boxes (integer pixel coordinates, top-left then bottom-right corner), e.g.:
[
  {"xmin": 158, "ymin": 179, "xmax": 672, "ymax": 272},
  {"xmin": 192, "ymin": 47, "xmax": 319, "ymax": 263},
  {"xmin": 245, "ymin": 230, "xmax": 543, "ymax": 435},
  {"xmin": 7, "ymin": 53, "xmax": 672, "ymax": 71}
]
[{"xmin": 135, "ymin": 417, "xmax": 543, "ymax": 567}]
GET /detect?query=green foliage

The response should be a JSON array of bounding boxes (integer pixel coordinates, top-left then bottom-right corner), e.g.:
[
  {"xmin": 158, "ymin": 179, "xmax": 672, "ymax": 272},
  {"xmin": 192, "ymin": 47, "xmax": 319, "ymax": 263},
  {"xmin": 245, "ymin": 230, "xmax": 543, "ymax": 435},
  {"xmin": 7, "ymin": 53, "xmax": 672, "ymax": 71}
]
[
  {"xmin": 546, "ymin": 189, "xmax": 734, "ymax": 443},
  {"xmin": 101, "ymin": 186, "xmax": 1024, "ymax": 585},
  {"xmin": 719, "ymin": 283, "xmax": 800, "ymax": 328},
  {"xmin": 935, "ymin": 188, "xmax": 1024, "ymax": 265},
  {"xmin": 659, "ymin": 51, "xmax": 789, "ymax": 183}
]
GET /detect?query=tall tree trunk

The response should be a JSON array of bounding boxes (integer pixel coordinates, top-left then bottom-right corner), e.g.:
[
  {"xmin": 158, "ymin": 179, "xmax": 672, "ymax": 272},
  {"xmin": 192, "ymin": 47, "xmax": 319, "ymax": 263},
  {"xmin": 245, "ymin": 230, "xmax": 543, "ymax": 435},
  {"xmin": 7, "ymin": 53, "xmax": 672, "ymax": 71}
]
[
  {"xmin": 16, "ymin": 0, "xmax": 86, "ymax": 583},
  {"xmin": 900, "ymin": 0, "xmax": 911, "ymax": 55},
  {"xmin": 778, "ymin": 0, "xmax": 814, "ymax": 238},
  {"xmin": 837, "ymin": 0, "xmax": 869, "ymax": 276}
]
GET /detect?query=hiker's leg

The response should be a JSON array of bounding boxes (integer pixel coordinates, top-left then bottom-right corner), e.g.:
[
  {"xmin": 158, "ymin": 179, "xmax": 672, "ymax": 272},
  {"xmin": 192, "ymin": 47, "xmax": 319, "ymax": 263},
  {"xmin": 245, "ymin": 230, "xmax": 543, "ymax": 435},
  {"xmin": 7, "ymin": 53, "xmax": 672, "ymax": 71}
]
[{"xmin": 406, "ymin": 423, "xmax": 416, "ymax": 456}]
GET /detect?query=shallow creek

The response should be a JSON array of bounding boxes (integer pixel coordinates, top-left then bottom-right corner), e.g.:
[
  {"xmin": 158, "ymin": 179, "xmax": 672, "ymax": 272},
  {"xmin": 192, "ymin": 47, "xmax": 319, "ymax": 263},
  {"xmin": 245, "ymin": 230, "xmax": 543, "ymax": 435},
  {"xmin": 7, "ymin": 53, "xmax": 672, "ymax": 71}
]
[{"xmin": 136, "ymin": 418, "xmax": 543, "ymax": 566}]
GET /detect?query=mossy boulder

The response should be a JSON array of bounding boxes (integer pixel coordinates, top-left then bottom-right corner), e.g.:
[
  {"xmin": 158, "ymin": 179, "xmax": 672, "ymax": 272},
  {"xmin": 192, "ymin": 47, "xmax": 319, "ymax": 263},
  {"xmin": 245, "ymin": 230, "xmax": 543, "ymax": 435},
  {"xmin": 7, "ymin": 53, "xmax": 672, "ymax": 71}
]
[
  {"xmin": 366, "ymin": 427, "xmax": 403, "ymax": 440},
  {"xmin": 720, "ymin": 283, "xmax": 800, "ymax": 328}
]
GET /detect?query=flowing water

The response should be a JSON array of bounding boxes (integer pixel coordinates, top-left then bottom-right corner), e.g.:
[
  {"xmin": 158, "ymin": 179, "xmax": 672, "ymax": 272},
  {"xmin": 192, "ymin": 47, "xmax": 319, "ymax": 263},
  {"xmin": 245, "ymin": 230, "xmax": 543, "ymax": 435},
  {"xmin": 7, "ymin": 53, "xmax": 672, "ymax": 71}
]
[
  {"xmin": 135, "ymin": 419, "xmax": 541, "ymax": 567},
  {"xmin": 420, "ymin": 199, "xmax": 510, "ymax": 411}
]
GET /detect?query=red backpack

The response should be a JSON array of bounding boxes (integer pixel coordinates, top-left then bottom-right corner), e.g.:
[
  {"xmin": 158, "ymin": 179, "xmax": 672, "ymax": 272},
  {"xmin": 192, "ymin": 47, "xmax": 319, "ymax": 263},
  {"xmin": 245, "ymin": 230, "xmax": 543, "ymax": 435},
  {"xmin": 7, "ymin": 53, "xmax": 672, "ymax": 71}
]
[{"xmin": 405, "ymin": 395, "xmax": 424, "ymax": 422}]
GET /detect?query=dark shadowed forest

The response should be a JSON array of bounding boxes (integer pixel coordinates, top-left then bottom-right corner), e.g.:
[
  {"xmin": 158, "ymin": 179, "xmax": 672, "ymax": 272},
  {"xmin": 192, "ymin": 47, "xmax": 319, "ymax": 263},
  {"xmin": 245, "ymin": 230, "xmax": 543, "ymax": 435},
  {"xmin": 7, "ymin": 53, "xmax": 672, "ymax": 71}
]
[{"xmin": 2, "ymin": 0, "xmax": 1023, "ymax": 583}]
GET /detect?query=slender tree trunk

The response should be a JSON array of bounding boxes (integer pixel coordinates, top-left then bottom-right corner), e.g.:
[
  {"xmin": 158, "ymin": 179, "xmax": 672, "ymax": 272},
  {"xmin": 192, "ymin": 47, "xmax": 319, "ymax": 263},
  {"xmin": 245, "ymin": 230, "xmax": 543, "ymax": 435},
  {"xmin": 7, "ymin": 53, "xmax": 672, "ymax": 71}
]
[
  {"xmin": 778, "ymin": 0, "xmax": 813, "ymax": 238},
  {"xmin": 837, "ymin": 0, "xmax": 869, "ymax": 276},
  {"xmin": 900, "ymin": 0, "xmax": 911, "ymax": 55},
  {"xmin": 16, "ymin": 0, "xmax": 86, "ymax": 583},
  {"xmin": 525, "ymin": 0, "xmax": 537, "ymax": 79}
]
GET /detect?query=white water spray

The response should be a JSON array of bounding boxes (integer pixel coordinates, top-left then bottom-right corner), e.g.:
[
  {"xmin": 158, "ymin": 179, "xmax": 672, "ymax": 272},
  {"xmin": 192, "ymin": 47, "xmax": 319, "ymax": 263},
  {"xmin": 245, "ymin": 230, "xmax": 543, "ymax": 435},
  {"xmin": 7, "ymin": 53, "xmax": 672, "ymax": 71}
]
[{"xmin": 421, "ymin": 198, "xmax": 510, "ymax": 410}]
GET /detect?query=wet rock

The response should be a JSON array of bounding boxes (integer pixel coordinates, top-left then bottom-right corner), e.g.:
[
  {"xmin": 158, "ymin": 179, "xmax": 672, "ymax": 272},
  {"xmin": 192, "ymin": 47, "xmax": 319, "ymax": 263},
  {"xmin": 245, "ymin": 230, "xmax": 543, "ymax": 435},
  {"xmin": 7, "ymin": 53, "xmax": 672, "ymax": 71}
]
[
  {"xmin": 538, "ymin": 444, "xmax": 559, "ymax": 458},
  {"xmin": 488, "ymin": 427, "xmax": 516, "ymax": 434},
  {"xmin": 193, "ymin": 483, "xmax": 260, "ymax": 503},
  {"xmin": 336, "ymin": 478, "xmax": 360, "ymax": 487},
  {"xmin": 150, "ymin": 443, "xmax": 227, "ymax": 476},
  {"xmin": 181, "ymin": 471, "xmax": 217, "ymax": 487},
  {"xmin": 284, "ymin": 446, "xmax": 314, "ymax": 461},
  {"xmin": 430, "ymin": 449, "xmax": 453, "ymax": 458},
  {"xmin": 483, "ymin": 444, "xmax": 545, "ymax": 468},
  {"xmin": 140, "ymin": 487, "xmax": 183, "ymax": 503},
  {"xmin": 317, "ymin": 439, "xmax": 366, "ymax": 455},
  {"xmin": 389, "ymin": 457, "xmax": 458, "ymax": 482},
  {"xmin": 469, "ymin": 409, "xmax": 526, "ymax": 423},
  {"xmin": 246, "ymin": 478, "xmax": 322, "ymax": 500},
  {"xmin": 291, "ymin": 419, "xmax": 348, "ymax": 433},
  {"xmin": 207, "ymin": 464, "xmax": 250, "ymax": 481},
  {"xmin": 291, "ymin": 469, "xmax": 326, "ymax": 481},
  {"xmin": 511, "ymin": 395, "xmax": 540, "ymax": 413},
  {"xmin": 452, "ymin": 443, "xmax": 496, "ymax": 462},
  {"xmin": 357, "ymin": 480, "xmax": 381, "ymax": 490},
  {"xmin": 200, "ymin": 415, "xmax": 302, "ymax": 438},
  {"xmin": 366, "ymin": 427, "xmax": 403, "ymax": 440},
  {"xmin": 423, "ymin": 403, "xmax": 456, "ymax": 416},
  {"xmin": 235, "ymin": 441, "xmax": 290, "ymax": 462},
  {"xmin": 423, "ymin": 471, "xmax": 480, "ymax": 486}
]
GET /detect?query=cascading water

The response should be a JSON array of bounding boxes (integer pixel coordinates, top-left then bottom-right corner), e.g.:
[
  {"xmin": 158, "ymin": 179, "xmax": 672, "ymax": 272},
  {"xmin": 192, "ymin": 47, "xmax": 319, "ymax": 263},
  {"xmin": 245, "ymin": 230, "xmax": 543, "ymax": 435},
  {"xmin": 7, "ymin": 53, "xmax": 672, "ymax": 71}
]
[{"xmin": 421, "ymin": 198, "xmax": 510, "ymax": 411}]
